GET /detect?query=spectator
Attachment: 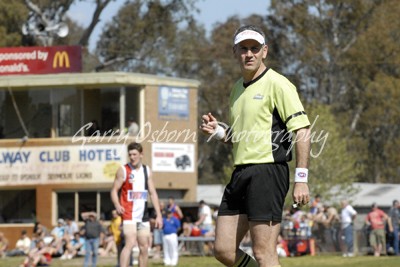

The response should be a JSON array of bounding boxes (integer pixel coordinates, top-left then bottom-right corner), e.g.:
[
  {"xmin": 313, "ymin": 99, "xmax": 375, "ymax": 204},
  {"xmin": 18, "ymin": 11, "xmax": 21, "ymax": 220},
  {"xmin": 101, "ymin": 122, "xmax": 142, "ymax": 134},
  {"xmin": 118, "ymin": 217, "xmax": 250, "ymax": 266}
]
[
  {"xmin": 19, "ymin": 239, "xmax": 52, "ymax": 267},
  {"xmin": 65, "ymin": 216, "xmax": 79, "ymax": 241},
  {"xmin": 388, "ymin": 199, "xmax": 399, "ymax": 255},
  {"xmin": 0, "ymin": 232, "xmax": 9, "ymax": 258},
  {"xmin": 99, "ymin": 225, "xmax": 118, "ymax": 257},
  {"xmin": 127, "ymin": 117, "xmax": 139, "ymax": 136},
  {"xmin": 151, "ymin": 201, "xmax": 166, "ymax": 260},
  {"xmin": 162, "ymin": 210, "xmax": 181, "ymax": 266},
  {"xmin": 50, "ymin": 218, "xmax": 66, "ymax": 257},
  {"xmin": 81, "ymin": 211, "xmax": 104, "ymax": 267},
  {"xmin": 194, "ymin": 200, "xmax": 214, "ymax": 235},
  {"xmin": 366, "ymin": 203, "xmax": 392, "ymax": 257},
  {"xmin": 324, "ymin": 205, "xmax": 341, "ymax": 252},
  {"xmin": 310, "ymin": 194, "xmax": 323, "ymax": 215},
  {"xmin": 167, "ymin": 197, "xmax": 183, "ymax": 220},
  {"xmin": 340, "ymin": 200, "xmax": 357, "ymax": 257},
  {"xmin": 7, "ymin": 230, "xmax": 31, "ymax": 257},
  {"xmin": 61, "ymin": 232, "xmax": 85, "ymax": 260},
  {"xmin": 107, "ymin": 209, "xmax": 122, "ymax": 265}
]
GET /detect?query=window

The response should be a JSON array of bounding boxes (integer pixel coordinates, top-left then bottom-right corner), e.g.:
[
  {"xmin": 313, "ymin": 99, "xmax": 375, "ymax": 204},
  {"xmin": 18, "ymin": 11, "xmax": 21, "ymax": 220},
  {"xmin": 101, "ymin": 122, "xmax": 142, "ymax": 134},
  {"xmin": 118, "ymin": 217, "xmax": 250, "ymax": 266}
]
[
  {"xmin": 0, "ymin": 190, "xmax": 36, "ymax": 223},
  {"xmin": 0, "ymin": 86, "xmax": 141, "ymax": 139},
  {"xmin": 53, "ymin": 88, "xmax": 81, "ymax": 137},
  {"xmin": 0, "ymin": 89, "xmax": 51, "ymax": 138},
  {"xmin": 56, "ymin": 190, "xmax": 114, "ymax": 221}
]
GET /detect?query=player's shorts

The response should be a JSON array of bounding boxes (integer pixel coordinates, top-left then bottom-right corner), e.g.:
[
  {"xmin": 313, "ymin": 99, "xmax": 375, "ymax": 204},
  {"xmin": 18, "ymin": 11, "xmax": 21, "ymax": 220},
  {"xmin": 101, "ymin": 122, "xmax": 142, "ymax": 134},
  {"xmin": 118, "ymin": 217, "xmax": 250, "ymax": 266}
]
[
  {"xmin": 218, "ymin": 163, "xmax": 289, "ymax": 222},
  {"xmin": 123, "ymin": 221, "xmax": 151, "ymax": 237}
]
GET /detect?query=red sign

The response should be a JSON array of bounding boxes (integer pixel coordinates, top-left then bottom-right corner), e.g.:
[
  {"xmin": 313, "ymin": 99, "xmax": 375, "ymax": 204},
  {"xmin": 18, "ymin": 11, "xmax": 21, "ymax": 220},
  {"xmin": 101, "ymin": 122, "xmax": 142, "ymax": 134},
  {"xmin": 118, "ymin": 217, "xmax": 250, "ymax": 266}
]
[{"xmin": 0, "ymin": 45, "xmax": 82, "ymax": 75}]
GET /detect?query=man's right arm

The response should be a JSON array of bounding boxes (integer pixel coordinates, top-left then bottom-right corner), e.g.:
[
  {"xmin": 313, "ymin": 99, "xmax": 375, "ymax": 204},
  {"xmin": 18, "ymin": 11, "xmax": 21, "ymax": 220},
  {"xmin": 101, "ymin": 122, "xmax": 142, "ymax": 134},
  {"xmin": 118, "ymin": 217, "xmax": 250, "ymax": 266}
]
[{"xmin": 111, "ymin": 166, "xmax": 125, "ymax": 216}]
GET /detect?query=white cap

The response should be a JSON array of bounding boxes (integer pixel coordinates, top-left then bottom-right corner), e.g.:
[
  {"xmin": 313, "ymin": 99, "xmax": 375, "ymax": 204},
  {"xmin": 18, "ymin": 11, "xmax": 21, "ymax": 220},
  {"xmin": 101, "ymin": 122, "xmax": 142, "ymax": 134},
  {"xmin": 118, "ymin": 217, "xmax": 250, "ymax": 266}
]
[{"xmin": 234, "ymin": 30, "xmax": 265, "ymax": 45}]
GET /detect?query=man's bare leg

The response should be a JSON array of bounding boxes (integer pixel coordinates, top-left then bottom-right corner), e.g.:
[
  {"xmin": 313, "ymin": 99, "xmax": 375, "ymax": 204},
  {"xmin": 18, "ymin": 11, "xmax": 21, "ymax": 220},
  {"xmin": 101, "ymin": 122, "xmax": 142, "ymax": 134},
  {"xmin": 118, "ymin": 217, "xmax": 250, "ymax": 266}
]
[
  {"xmin": 137, "ymin": 232, "xmax": 150, "ymax": 267},
  {"xmin": 214, "ymin": 214, "xmax": 250, "ymax": 266},
  {"xmin": 249, "ymin": 221, "xmax": 281, "ymax": 267},
  {"xmin": 120, "ymin": 224, "xmax": 137, "ymax": 267}
]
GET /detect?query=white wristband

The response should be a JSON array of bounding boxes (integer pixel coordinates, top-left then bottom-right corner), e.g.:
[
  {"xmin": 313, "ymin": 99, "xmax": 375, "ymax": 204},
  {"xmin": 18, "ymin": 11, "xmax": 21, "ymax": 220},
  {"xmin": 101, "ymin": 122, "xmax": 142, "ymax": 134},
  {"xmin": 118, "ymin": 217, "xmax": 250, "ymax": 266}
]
[
  {"xmin": 213, "ymin": 125, "xmax": 225, "ymax": 140},
  {"xmin": 295, "ymin": 168, "xmax": 308, "ymax": 183}
]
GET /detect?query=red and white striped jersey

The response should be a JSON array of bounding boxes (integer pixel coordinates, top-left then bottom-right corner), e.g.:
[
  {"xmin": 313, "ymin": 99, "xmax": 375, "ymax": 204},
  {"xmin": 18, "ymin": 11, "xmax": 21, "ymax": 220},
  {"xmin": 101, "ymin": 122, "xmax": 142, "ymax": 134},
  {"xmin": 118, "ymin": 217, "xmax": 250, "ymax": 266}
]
[{"xmin": 119, "ymin": 163, "xmax": 149, "ymax": 223}]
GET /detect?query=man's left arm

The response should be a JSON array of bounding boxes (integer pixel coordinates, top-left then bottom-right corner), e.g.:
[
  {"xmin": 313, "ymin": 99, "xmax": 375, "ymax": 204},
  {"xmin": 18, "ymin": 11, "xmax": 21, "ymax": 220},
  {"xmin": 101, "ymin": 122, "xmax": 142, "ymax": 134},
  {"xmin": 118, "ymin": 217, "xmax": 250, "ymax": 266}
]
[
  {"xmin": 292, "ymin": 127, "xmax": 311, "ymax": 206},
  {"xmin": 147, "ymin": 168, "xmax": 163, "ymax": 229}
]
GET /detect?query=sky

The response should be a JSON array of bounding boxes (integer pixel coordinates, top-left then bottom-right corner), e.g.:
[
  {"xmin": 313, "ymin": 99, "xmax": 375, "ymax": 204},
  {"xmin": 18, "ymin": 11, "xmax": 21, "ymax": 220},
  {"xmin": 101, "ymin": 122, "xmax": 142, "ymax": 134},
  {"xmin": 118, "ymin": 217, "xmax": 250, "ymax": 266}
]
[{"xmin": 68, "ymin": 0, "xmax": 270, "ymax": 52}]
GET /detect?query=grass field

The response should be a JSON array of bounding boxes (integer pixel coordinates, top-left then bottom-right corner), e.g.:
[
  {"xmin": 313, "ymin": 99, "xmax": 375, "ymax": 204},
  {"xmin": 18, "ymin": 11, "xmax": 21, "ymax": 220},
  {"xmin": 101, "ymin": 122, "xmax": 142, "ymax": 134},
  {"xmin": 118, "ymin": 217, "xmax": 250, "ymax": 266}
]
[{"xmin": 1, "ymin": 255, "xmax": 399, "ymax": 267}]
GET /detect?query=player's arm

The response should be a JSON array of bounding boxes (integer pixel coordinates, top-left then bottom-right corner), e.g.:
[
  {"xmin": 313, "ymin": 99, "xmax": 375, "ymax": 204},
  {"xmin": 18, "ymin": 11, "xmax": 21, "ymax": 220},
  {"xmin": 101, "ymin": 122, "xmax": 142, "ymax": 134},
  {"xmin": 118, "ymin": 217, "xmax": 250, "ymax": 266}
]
[
  {"xmin": 147, "ymin": 168, "xmax": 163, "ymax": 229},
  {"xmin": 292, "ymin": 127, "xmax": 311, "ymax": 206},
  {"xmin": 111, "ymin": 166, "xmax": 124, "ymax": 216}
]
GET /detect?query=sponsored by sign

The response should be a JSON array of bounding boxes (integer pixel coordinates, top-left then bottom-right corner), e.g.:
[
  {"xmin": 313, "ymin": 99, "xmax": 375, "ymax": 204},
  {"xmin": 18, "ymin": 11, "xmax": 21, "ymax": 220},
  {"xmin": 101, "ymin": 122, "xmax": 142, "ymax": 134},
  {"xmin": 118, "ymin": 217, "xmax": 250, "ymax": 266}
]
[
  {"xmin": 152, "ymin": 143, "xmax": 194, "ymax": 172},
  {"xmin": 0, "ymin": 145, "xmax": 126, "ymax": 186},
  {"xmin": 0, "ymin": 45, "xmax": 82, "ymax": 75}
]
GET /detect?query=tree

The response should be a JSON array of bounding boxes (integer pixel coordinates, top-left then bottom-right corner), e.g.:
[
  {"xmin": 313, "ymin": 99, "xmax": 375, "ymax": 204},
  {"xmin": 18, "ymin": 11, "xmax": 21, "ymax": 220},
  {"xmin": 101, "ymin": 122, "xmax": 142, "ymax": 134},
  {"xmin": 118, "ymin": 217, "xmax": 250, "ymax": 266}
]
[
  {"xmin": 269, "ymin": 0, "xmax": 400, "ymax": 183},
  {"xmin": 95, "ymin": 0, "xmax": 197, "ymax": 73},
  {"xmin": 0, "ymin": 1, "xmax": 29, "ymax": 47},
  {"xmin": 297, "ymin": 101, "xmax": 361, "ymax": 202}
]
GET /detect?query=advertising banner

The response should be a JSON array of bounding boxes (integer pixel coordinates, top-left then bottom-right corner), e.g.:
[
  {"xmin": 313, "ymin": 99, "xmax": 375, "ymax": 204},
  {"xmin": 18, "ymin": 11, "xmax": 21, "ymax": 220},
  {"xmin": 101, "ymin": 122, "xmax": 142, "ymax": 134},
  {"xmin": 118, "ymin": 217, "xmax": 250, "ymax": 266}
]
[
  {"xmin": 151, "ymin": 142, "xmax": 195, "ymax": 172},
  {"xmin": 158, "ymin": 86, "xmax": 189, "ymax": 120},
  {"xmin": 0, "ymin": 45, "xmax": 82, "ymax": 75},
  {"xmin": 0, "ymin": 145, "xmax": 126, "ymax": 186}
]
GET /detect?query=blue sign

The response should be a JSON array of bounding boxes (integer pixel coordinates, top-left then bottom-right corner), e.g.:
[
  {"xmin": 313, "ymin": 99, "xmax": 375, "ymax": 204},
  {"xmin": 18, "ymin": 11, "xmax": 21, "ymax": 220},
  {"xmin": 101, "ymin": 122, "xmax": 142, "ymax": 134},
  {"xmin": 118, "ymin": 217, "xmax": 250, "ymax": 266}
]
[{"xmin": 158, "ymin": 86, "xmax": 189, "ymax": 120}]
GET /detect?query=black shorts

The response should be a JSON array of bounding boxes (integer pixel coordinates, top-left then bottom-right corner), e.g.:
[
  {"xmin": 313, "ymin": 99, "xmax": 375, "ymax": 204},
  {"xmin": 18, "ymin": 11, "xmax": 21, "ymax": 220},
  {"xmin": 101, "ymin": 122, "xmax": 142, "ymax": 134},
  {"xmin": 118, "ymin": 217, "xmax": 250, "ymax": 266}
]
[{"xmin": 218, "ymin": 163, "xmax": 289, "ymax": 222}]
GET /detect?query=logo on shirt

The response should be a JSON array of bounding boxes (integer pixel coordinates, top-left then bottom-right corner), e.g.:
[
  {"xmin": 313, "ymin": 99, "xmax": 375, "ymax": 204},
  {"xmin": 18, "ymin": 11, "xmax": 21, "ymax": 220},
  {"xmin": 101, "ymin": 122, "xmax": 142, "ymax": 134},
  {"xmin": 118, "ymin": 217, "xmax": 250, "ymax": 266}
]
[
  {"xmin": 128, "ymin": 173, "xmax": 135, "ymax": 183},
  {"xmin": 253, "ymin": 93, "xmax": 264, "ymax": 100},
  {"xmin": 127, "ymin": 190, "xmax": 148, "ymax": 201}
]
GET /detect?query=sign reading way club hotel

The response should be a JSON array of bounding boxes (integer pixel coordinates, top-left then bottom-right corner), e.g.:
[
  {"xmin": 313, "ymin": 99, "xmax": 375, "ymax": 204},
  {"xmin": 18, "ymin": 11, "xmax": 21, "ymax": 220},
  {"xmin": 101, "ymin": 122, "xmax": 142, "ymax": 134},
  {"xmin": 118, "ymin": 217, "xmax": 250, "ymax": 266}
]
[{"xmin": 0, "ymin": 45, "xmax": 81, "ymax": 75}]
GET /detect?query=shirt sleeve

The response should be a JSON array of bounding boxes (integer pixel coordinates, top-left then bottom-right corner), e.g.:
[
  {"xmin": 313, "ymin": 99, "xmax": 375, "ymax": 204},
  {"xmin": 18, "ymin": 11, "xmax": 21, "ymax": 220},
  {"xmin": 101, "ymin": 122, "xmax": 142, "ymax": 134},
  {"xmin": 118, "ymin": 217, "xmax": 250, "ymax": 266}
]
[{"xmin": 273, "ymin": 78, "xmax": 310, "ymax": 132}]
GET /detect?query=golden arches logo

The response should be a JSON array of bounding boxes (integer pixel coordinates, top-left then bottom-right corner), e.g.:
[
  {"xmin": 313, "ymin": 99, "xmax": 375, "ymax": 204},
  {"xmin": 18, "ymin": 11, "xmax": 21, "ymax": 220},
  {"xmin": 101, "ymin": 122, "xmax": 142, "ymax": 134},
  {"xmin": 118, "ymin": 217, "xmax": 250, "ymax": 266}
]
[{"xmin": 53, "ymin": 51, "xmax": 70, "ymax": 68}]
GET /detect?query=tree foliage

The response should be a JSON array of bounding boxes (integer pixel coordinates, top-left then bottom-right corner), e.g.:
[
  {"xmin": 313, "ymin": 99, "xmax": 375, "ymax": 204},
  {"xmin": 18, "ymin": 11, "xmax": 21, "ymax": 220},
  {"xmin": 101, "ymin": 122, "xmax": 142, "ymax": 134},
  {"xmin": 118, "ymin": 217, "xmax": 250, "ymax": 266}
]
[
  {"xmin": 95, "ymin": 0, "xmax": 197, "ymax": 73},
  {"xmin": 269, "ymin": 0, "xmax": 400, "ymax": 183},
  {"xmin": 0, "ymin": 1, "xmax": 29, "ymax": 47}
]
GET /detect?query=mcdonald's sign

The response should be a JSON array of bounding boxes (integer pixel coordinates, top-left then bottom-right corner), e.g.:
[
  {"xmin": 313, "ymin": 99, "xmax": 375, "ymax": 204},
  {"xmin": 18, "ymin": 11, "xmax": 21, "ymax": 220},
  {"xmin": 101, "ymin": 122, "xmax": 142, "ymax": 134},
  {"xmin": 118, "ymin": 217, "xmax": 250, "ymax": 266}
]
[
  {"xmin": 53, "ymin": 51, "xmax": 70, "ymax": 69},
  {"xmin": 0, "ymin": 45, "xmax": 81, "ymax": 76}
]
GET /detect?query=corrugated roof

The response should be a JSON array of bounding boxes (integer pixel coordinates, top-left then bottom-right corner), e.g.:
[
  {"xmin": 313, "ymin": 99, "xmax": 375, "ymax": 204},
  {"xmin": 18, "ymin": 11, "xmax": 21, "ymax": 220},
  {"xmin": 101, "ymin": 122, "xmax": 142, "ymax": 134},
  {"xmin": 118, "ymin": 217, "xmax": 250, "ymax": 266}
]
[
  {"xmin": 197, "ymin": 182, "xmax": 400, "ymax": 209},
  {"xmin": 351, "ymin": 182, "xmax": 399, "ymax": 208}
]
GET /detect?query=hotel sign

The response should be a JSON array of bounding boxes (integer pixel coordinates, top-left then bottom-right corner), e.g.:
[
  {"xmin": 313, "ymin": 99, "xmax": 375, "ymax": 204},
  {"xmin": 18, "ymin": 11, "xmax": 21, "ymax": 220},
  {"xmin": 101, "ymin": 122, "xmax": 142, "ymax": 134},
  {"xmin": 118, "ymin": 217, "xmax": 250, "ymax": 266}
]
[
  {"xmin": 0, "ymin": 45, "xmax": 81, "ymax": 75},
  {"xmin": 0, "ymin": 145, "xmax": 126, "ymax": 186}
]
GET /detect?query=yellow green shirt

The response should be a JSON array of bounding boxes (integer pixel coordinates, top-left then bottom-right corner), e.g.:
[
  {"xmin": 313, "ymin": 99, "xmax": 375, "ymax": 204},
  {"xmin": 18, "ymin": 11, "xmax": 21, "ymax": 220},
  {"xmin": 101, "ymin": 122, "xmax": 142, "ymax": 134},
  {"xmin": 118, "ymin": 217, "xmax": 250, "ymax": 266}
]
[{"xmin": 229, "ymin": 68, "xmax": 310, "ymax": 165}]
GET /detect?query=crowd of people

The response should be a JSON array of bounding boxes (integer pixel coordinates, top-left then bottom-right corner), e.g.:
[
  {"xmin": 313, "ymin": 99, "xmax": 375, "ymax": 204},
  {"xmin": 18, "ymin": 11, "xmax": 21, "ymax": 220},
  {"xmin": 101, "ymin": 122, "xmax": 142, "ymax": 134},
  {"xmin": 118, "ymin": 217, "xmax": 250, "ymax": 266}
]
[
  {"xmin": 0, "ymin": 197, "xmax": 216, "ymax": 267},
  {"xmin": 277, "ymin": 195, "xmax": 400, "ymax": 258}
]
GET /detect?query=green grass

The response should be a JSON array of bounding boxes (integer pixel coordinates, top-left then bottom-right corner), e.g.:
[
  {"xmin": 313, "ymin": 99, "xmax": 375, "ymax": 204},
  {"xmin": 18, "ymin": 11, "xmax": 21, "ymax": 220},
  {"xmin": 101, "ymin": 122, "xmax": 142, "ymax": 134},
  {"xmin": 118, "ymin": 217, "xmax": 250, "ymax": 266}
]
[{"xmin": 2, "ymin": 255, "xmax": 399, "ymax": 267}]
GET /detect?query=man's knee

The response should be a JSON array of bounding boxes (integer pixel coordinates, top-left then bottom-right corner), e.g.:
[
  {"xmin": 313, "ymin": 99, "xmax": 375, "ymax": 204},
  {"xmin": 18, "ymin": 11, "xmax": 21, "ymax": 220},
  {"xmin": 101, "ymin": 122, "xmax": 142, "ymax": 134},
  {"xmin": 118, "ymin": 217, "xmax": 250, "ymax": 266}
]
[{"xmin": 214, "ymin": 243, "xmax": 235, "ymax": 265}]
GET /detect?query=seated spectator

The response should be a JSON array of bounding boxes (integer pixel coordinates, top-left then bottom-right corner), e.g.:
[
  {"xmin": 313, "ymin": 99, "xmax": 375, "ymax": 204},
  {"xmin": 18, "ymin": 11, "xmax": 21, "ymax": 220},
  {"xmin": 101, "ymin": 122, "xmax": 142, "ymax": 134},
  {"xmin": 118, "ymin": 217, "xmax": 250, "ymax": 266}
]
[
  {"xmin": 194, "ymin": 200, "xmax": 214, "ymax": 236},
  {"xmin": 0, "ymin": 232, "xmax": 9, "ymax": 258},
  {"xmin": 64, "ymin": 216, "xmax": 79, "ymax": 241},
  {"xmin": 60, "ymin": 232, "xmax": 85, "ymax": 260},
  {"xmin": 50, "ymin": 219, "xmax": 66, "ymax": 257},
  {"xmin": 7, "ymin": 230, "xmax": 31, "ymax": 257},
  {"xmin": 19, "ymin": 239, "xmax": 53, "ymax": 267},
  {"xmin": 99, "ymin": 225, "xmax": 117, "ymax": 257}
]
